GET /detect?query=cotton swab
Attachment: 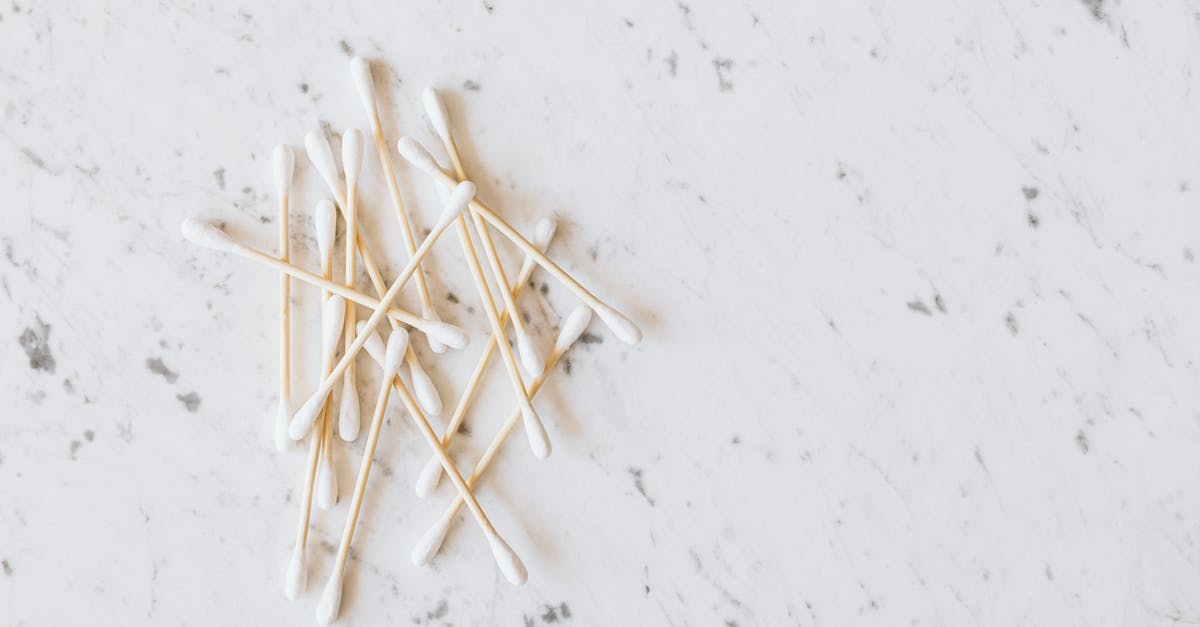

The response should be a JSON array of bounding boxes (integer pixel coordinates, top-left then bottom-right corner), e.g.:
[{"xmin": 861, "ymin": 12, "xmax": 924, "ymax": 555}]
[
  {"xmin": 414, "ymin": 216, "xmax": 557, "ymax": 497},
  {"xmin": 316, "ymin": 330, "xmax": 407, "ymax": 626},
  {"xmin": 305, "ymin": 129, "xmax": 445, "ymax": 417},
  {"xmin": 349, "ymin": 57, "xmax": 449, "ymax": 353},
  {"xmin": 422, "ymin": 88, "xmax": 545, "ymax": 378},
  {"xmin": 282, "ymin": 202, "xmax": 343, "ymax": 599},
  {"xmin": 397, "ymin": 137, "xmax": 643, "ymax": 346},
  {"xmin": 338, "ymin": 128, "xmax": 364, "ymax": 442},
  {"xmin": 179, "ymin": 219, "xmax": 466, "ymax": 348},
  {"xmin": 413, "ymin": 306, "xmax": 592, "ymax": 566},
  {"xmin": 288, "ymin": 182, "xmax": 475, "ymax": 441},
  {"xmin": 272, "ymin": 144, "xmax": 295, "ymax": 452}
]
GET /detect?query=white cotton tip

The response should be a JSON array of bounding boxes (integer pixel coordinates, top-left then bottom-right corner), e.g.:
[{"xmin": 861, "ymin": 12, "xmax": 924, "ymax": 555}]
[
  {"xmin": 425, "ymin": 312, "xmax": 448, "ymax": 354},
  {"xmin": 338, "ymin": 374, "xmax": 360, "ymax": 442},
  {"xmin": 521, "ymin": 403, "xmax": 551, "ymax": 460},
  {"xmin": 322, "ymin": 296, "xmax": 347, "ymax": 358},
  {"xmin": 349, "ymin": 57, "xmax": 379, "ymax": 119},
  {"xmin": 517, "ymin": 332, "xmax": 545, "ymax": 379},
  {"xmin": 289, "ymin": 392, "xmax": 328, "ymax": 440},
  {"xmin": 180, "ymin": 219, "xmax": 243, "ymax": 255},
  {"xmin": 315, "ymin": 570, "xmax": 343, "ymax": 626},
  {"xmin": 384, "ymin": 328, "xmax": 409, "ymax": 377},
  {"xmin": 341, "ymin": 128, "xmax": 364, "ymax": 188},
  {"xmin": 314, "ymin": 199, "xmax": 337, "ymax": 259},
  {"xmin": 274, "ymin": 401, "xmax": 291, "ymax": 452},
  {"xmin": 409, "ymin": 362, "xmax": 442, "ymax": 416},
  {"xmin": 316, "ymin": 448, "xmax": 337, "ymax": 510},
  {"xmin": 411, "ymin": 517, "xmax": 451, "ymax": 566},
  {"xmin": 305, "ymin": 131, "xmax": 341, "ymax": 194},
  {"xmin": 420, "ymin": 320, "xmax": 470, "ymax": 350},
  {"xmin": 422, "ymin": 87, "xmax": 452, "ymax": 142},
  {"xmin": 593, "ymin": 303, "xmax": 642, "ymax": 346},
  {"xmin": 357, "ymin": 321, "xmax": 386, "ymax": 366},
  {"xmin": 487, "ymin": 533, "xmax": 528, "ymax": 585},
  {"xmin": 555, "ymin": 306, "xmax": 593, "ymax": 353},
  {"xmin": 273, "ymin": 144, "xmax": 294, "ymax": 198},
  {"xmin": 435, "ymin": 181, "xmax": 475, "ymax": 231},
  {"xmin": 534, "ymin": 217, "xmax": 558, "ymax": 250},
  {"xmin": 414, "ymin": 455, "xmax": 443, "ymax": 498},
  {"xmin": 396, "ymin": 136, "xmax": 441, "ymax": 177},
  {"xmin": 283, "ymin": 547, "xmax": 306, "ymax": 601}
]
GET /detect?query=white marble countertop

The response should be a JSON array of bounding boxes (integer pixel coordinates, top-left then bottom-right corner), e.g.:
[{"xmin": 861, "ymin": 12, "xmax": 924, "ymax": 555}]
[{"xmin": 4, "ymin": 1, "xmax": 1200, "ymax": 625}]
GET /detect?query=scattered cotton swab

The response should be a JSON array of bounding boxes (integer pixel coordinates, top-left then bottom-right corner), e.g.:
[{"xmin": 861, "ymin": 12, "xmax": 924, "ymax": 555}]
[{"xmin": 272, "ymin": 144, "xmax": 295, "ymax": 453}]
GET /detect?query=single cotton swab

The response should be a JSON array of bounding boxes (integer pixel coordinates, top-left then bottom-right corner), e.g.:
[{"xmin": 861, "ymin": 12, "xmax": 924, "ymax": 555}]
[
  {"xmin": 179, "ymin": 219, "xmax": 466, "ymax": 348},
  {"xmin": 349, "ymin": 57, "xmax": 449, "ymax": 353},
  {"xmin": 316, "ymin": 330, "xmax": 407, "ymax": 626},
  {"xmin": 272, "ymin": 144, "xmax": 295, "ymax": 452},
  {"xmin": 414, "ymin": 216, "xmax": 557, "ymax": 497},
  {"xmin": 413, "ymin": 306, "xmax": 592, "ymax": 566},
  {"xmin": 422, "ymin": 88, "xmax": 544, "ymax": 378},
  {"xmin": 282, "ymin": 202, "xmax": 343, "ymax": 599},
  {"xmin": 305, "ymin": 130, "xmax": 445, "ymax": 417},
  {"xmin": 397, "ymin": 137, "xmax": 643, "ymax": 346},
  {"xmin": 338, "ymin": 128, "xmax": 364, "ymax": 442},
  {"xmin": 287, "ymin": 182, "xmax": 475, "ymax": 441}
]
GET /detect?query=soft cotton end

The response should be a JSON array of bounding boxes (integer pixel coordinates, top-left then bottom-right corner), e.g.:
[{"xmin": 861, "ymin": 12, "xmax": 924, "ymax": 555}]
[
  {"xmin": 414, "ymin": 456, "xmax": 442, "ymax": 498},
  {"xmin": 396, "ymin": 137, "xmax": 441, "ymax": 177},
  {"xmin": 341, "ymin": 128, "xmax": 364, "ymax": 187},
  {"xmin": 422, "ymin": 87, "xmax": 452, "ymax": 141},
  {"xmin": 411, "ymin": 517, "xmax": 451, "ymax": 566},
  {"xmin": 517, "ymin": 333, "xmax": 545, "ymax": 378},
  {"xmin": 384, "ymin": 329, "xmax": 409, "ymax": 377},
  {"xmin": 283, "ymin": 548, "xmax": 306, "ymax": 601},
  {"xmin": 181, "ymin": 219, "xmax": 243, "ymax": 255},
  {"xmin": 338, "ymin": 374, "xmax": 360, "ymax": 442},
  {"xmin": 273, "ymin": 144, "xmax": 294, "ymax": 198},
  {"xmin": 315, "ymin": 570, "xmax": 343, "ymax": 626},
  {"xmin": 410, "ymin": 364, "xmax": 442, "ymax": 416},
  {"xmin": 556, "ymin": 306, "xmax": 593, "ymax": 353},
  {"xmin": 322, "ymin": 295, "xmax": 347, "ymax": 358},
  {"xmin": 314, "ymin": 199, "xmax": 337, "ymax": 259},
  {"xmin": 305, "ymin": 131, "xmax": 340, "ymax": 194},
  {"xmin": 594, "ymin": 303, "xmax": 642, "ymax": 346},
  {"xmin": 349, "ymin": 57, "xmax": 378, "ymax": 118},
  {"xmin": 487, "ymin": 533, "xmax": 528, "ymax": 585}
]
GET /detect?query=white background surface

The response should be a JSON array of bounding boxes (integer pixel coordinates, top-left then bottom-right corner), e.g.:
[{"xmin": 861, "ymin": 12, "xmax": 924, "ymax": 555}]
[{"xmin": 4, "ymin": 1, "xmax": 1200, "ymax": 625}]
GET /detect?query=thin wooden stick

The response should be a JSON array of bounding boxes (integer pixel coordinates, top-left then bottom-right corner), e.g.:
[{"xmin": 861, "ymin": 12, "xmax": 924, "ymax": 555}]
[
  {"xmin": 339, "ymin": 129, "xmax": 363, "ymax": 441},
  {"xmin": 350, "ymin": 58, "xmax": 447, "ymax": 352},
  {"xmin": 412, "ymin": 307, "xmax": 592, "ymax": 566},
  {"xmin": 273, "ymin": 145, "xmax": 294, "ymax": 452}
]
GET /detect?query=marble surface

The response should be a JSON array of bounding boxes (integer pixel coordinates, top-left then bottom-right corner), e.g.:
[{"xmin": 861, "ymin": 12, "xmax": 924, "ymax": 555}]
[{"xmin": 4, "ymin": 1, "xmax": 1200, "ymax": 625}]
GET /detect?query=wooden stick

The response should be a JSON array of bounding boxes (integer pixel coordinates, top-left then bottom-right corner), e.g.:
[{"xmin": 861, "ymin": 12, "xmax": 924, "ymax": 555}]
[
  {"xmin": 413, "ymin": 217, "xmax": 556, "ymax": 497},
  {"xmin": 412, "ymin": 307, "xmax": 592, "ymax": 566},
  {"xmin": 273, "ymin": 145, "xmax": 294, "ymax": 452},
  {"xmin": 305, "ymin": 130, "xmax": 445, "ymax": 415},
  {"xmin": 339, "ymin": 129, "xmax": 364, "ymax": 441},
  {"xmin": 285, "ymin": 184, "xmax": 474, "ymax": 441},
  {"xmin": 350, "ymin": 58, "xmax": 448, "ymax": 353},
  {"xmin": 396, "ymin": 138, "xmax": 643, "ymax": 346},
  {"xmin": 316, "ymin": 331, "xmax": 407, "ymax": 626},
  {"xmin": 180, "ymin": 219, "xmax": 466, "ymax": 348}
]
